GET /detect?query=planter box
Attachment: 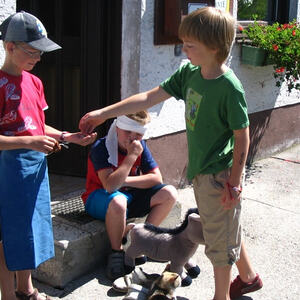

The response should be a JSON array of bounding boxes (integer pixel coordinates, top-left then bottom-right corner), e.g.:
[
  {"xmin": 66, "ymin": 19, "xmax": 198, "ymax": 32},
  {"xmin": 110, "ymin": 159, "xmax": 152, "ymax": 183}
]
[
  {"xmin": 241, "ymin": 44, "xmax": 267, "ymax": 66},
  {"xmin": 264, "ymin": 54, "xmax": 274, "ymax": 66}
]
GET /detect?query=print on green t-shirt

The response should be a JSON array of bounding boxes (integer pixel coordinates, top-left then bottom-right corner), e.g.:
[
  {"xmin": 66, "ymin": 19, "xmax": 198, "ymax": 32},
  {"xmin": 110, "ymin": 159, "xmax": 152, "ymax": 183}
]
[{"xmin": 186, "ymin": 88, "xmax": 202, "ymax": 131}]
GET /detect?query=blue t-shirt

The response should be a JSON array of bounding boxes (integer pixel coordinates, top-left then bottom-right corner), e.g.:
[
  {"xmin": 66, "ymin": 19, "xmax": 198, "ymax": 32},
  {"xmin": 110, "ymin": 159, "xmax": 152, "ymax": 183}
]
[{"xmin": 82, "ymin": 137, "xmax": 158, "ymax": 202}]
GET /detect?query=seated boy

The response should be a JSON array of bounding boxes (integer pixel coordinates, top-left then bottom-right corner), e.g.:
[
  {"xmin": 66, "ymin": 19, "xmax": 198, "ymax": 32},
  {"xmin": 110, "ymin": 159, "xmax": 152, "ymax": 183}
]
[{"xmin": 81, "ymin": 111, "xmax": 177, "ymax": 280}]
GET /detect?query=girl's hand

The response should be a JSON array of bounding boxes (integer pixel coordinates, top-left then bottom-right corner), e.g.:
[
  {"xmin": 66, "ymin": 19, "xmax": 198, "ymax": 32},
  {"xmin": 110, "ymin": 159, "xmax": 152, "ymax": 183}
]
[
  {"xmin": 221, "ymin": 182, "xmax": 242, "ymax": 210},
  {"xmin": 63, "ymin": 132, "xmax": 97, "ymax": 146}
]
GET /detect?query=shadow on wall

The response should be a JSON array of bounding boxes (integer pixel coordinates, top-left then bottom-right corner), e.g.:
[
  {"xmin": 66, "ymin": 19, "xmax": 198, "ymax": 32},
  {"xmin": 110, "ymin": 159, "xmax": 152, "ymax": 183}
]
[
  {"xmin": 147, "ymin": 131, "xmax": 189, "ymax": 188},
  {"xmin": 247, "ymin": 103, "xmax": 300, "ymax": 165},
  {"xmin": 247, "ymin": 109, "xmax": 272, "ymax": 165},
  {"xmin": 147, "ymin": 103, "xmax": 300, "ymax": 189}
]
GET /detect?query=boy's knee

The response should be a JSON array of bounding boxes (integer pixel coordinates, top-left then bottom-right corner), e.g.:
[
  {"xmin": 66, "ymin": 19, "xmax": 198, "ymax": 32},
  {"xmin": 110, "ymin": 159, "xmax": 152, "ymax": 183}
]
[
  {"xmin": 108, "ymin": 196, "xmax": 127, "ymax": 215},
  {"xmin": 164, "ymin": 185, "xmax": 178, "ymax": 200},
  {"xmin": 158, "ymin": 185, "xmax": 178, "ymax": 206}
]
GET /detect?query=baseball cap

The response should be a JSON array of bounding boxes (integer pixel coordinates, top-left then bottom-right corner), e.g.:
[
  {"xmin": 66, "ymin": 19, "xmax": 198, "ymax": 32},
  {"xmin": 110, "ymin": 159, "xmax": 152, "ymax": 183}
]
[{"xmin": 0, "ymin": 11, "xmax": 61, "ymax": 52}]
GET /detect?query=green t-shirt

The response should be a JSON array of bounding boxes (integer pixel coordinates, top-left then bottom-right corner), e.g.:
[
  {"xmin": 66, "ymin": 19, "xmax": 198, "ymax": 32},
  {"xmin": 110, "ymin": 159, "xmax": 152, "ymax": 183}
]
[{"xmin": 160, "ymin": 62, "xmax": 249, "ymax": 180}]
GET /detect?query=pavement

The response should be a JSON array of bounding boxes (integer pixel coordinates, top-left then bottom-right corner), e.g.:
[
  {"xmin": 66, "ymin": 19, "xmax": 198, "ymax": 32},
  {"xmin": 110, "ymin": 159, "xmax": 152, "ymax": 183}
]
[{"xmin": 33, "ymin": 144, "xmax": 300, "ymax": 300}]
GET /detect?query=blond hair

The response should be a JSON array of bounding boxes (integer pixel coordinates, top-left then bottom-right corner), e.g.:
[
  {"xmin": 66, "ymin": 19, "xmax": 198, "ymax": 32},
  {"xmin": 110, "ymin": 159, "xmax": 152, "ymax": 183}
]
[
  {"xmin": 179, "ymin": 7, "xmax": 236, "ymax": 63},
  {"xmin": 126, "ymin": 110, "xmax": 150, "ymax": 125}
]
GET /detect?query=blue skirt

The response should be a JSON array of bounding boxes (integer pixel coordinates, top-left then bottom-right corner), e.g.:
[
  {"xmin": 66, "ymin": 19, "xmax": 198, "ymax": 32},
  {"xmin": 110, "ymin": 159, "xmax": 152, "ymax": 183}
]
[{"xmin": 0, "ymin": 149, "xmax": 54, "ymax": 270}]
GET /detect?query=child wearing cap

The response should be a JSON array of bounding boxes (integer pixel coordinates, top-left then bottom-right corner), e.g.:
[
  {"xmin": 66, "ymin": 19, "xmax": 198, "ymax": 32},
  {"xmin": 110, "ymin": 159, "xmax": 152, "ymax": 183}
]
[
  {"xmin": 0, "ymin": 11, "xmax": 96, "ymax": 300},
  {"xmin": 79, "ymin": 7, "xmax": 263, "ymax": 300},
  {"xmin": 81, "ymin": 110, "xmax": 177, "ymax": 280}
]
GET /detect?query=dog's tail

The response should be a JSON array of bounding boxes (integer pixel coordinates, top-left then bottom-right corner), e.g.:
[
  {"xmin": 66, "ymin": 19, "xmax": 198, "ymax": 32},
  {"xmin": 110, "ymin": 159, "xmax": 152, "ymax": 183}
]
[{"xmin": 144, "ymin": 207, "xmax": 199, "ymax": 235}]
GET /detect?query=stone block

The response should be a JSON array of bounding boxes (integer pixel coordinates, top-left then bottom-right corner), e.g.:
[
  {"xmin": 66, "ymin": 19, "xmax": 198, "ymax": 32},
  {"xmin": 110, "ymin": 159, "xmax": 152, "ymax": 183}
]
[
  {"xmin": 32, "ymin": 216, "xmax": 110, "ymax": 288},
  {"xmin": 32, "ymin": 201, "xmax": 182, "ymax": 288}
]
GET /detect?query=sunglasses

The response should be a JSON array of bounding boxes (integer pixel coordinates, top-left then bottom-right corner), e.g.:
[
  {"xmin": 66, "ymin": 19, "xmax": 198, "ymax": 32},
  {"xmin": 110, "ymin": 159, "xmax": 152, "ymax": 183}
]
[{"xmin": 14, "ymin": 43, "xmax": 44, "ymax": 58}]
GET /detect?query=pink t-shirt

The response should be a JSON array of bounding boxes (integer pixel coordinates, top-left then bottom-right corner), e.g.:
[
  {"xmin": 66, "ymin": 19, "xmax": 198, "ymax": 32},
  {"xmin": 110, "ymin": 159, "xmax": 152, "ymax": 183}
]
[{"xmin": 0, "ymin": 70, "xmax": 48, "ymax": 136}]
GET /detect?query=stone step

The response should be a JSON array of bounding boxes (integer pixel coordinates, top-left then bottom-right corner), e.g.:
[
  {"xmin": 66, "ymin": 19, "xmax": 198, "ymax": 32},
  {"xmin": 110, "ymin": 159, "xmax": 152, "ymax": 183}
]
[{"xmin": 32, "ymin": 198, "xmax": 182, "ymax": 288}]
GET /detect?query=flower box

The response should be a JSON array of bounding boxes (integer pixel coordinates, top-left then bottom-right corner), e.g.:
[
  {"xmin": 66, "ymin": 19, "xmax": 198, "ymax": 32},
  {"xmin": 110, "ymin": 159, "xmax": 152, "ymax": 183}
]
[
  {"xmin": 239, "ymin": 20, "xmax": 299, "ymax": 92},
  {"xmin": 241, "ymin": 44, "xmax": 266, "ymax": 66},
  {"xmin": 264, "ymin": 54, "xmax": 274, "ymax": 66}
]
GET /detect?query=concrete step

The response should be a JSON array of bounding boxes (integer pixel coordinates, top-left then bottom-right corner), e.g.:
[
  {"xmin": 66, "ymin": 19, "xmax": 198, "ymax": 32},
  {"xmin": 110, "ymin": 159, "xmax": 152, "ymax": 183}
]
[{"xmin": 32, "ymin": 199, "xmax": 182, "ymax": 288}]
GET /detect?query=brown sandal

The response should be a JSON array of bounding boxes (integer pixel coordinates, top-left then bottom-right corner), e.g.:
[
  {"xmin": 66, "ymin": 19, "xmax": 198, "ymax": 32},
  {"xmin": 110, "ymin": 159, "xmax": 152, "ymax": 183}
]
[{"xmin": 15, "ymin": 288, "xmax": 53, "ymax": 300}]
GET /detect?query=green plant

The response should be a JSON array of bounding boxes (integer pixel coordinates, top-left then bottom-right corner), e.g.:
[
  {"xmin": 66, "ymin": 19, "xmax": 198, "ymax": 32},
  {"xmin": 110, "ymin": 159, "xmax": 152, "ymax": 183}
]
[
  {"xmin": 238, "ymin": 0, "xmax": 267, "ymax": 22},
  {"xmin": 241, "ymin": 18, "xmax": 300, "ymax": 93}
]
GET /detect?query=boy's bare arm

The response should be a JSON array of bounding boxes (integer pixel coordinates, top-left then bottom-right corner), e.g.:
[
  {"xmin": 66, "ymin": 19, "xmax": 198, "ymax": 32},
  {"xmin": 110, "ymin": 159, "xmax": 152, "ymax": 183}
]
[
  {"xmin": 98, "ymin": 140, "xmax": 143, "ymax": 193},
  {"xmin": 221, "ymin": 127, "xmax": 249, "ymax": 210},
  {"xmin": 0, "ymin": 124, "xmax": 97, "ymax": 152},
  {"xmin": 79, "ymin": 86, "xmax": 171, "ymax": 134},
  {"xmin": 123, "ymin": 167, "xmax": 163, "ymax": 189},
  {"xmin": 0, "ymin": 134, "xmax": 57, "ymax": 153},
  {"xmin": 45, "ymin": 125, "xmax": 97, "ymax": 146},
  {"xmin": 229, "ymin": 126, "xmax": 250, "ymax": 187}
]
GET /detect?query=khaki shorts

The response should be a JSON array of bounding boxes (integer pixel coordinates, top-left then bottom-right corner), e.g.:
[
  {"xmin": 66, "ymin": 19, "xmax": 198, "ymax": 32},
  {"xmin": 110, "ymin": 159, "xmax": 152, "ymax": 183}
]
[{"xmin": 192, "ymin": 168, "xmax": 242, "ymax": 267}]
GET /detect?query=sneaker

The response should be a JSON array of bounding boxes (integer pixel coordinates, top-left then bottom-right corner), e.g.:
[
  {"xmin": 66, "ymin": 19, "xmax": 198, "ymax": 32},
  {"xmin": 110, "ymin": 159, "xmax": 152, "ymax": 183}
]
[
  {"xmin": 106, "ymin": 251, "xmax": 125, "ymax": 280},
  {"xmin": 135, "ymin": 255, "xmax": 147, "ymax": 265},
  {"xmin": 230, "ymin": 274, "xmax": 263, "ymax": 299}
]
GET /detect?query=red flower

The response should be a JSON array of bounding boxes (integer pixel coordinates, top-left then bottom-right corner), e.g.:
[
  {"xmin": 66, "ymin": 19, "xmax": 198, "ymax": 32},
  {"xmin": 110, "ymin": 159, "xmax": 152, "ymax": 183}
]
[
  {"xmin": 275, "ymin": 67, "xmax": 285, "ymax": 73},
  {"xmin": 238, "ymin": 25, "xmax": 244, "ymax": 32},
  {"xmin": 292, "ymin": 30, "xmax": 296, "ymax": 36},
  {"xmin": 272, "ymin": 44, "xmax": 279, "ymax": 51},
  {"xmin": 277, "ymin": 27, "xmax": 281, "ymax": 31}
]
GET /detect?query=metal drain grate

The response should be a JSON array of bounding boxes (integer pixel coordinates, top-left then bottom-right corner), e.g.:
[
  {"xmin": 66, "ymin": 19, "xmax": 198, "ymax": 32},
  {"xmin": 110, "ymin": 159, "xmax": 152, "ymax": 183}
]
[{"xmin": 51, "ymin": 196, "xmax": 94, "ymax": 224}]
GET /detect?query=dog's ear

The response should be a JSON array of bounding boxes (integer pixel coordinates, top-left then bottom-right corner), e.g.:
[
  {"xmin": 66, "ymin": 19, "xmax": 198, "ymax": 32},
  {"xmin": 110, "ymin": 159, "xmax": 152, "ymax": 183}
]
[
  {"xmin": 124, "ymin": 223, "xmax": 135, "ymax": 235},
  {"xmin": 188, "ymin": 213, "xmax": 201, "ymax": 222},
  {"xmin": 122, "ymin": 223, "xmax": 136, "ymax": 245},
  {"xmin": 163, "ymin": 263, "xmax": 171, "ymax": 272}
]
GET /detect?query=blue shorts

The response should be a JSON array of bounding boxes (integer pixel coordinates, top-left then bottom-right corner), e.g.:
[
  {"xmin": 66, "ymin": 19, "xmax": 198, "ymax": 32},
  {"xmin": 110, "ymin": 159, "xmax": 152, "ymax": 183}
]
[{"xmin": 85, "ymin": 184, "xmax": 166, "ymax": 221}]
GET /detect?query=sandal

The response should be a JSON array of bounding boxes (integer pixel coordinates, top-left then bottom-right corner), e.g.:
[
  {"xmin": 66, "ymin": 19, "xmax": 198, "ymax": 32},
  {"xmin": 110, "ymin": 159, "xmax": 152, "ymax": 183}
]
[
  {"xmin": 106, "ymin": 251, "xmax": 125, "ymax": 280},
  {"xmin": 15, "ymin": 288, "xmax": 52, "ymax": 300}
]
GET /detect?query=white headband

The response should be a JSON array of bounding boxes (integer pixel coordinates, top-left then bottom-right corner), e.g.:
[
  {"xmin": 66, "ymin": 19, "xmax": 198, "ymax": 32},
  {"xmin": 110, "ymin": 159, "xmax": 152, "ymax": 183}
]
[
  {"xmin": 105, "ymin": 116, "xmax": 148, "ymax": 167},
  {"xmin": 116, "ymin": 115, "xmax": 148, "ymax": 135}
]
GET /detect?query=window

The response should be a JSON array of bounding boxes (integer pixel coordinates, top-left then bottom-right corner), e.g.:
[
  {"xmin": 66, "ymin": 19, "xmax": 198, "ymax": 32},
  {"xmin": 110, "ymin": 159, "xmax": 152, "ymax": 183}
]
[
  {"xmin": 238, "ymin": 0, "xmax": 298, "ymax": 23},
  {"xmin": 154, "ymin": 0, "xmax": 216, "ymax": 45}
]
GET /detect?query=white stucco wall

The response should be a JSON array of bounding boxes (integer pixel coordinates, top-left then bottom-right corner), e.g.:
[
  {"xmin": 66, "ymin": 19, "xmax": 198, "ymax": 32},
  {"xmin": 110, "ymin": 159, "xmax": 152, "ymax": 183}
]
[
  {"xmin": 139, "ymin": 0, "xmax": 186, "ymax": 138},
  {"xmin": 124, "ymin": 0, "xmax": 300, "ymax": 139},
  {"xmin": 0, "ymin": 0, "xmax": 15, "ymax": 66}
]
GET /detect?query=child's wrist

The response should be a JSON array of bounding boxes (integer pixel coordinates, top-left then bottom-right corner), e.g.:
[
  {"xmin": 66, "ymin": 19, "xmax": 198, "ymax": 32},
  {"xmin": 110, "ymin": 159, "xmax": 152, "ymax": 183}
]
[
  {"xmin": 126, "ymin": 153, "xmax": 138, "ymax": 163},
  {"xmin": 59, "ymin": 131, "xmax": 70, "ymax": 143},
  {"xmin": 227, "ymin": 182, "xmax": 242, "ymax": 194}
]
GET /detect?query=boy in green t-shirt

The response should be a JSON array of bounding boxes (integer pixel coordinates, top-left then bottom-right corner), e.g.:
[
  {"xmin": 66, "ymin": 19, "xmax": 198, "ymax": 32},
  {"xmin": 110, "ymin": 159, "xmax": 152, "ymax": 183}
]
[{"xmin": 79, "ymin": 7, "xmax": 262, "ymax": 300}]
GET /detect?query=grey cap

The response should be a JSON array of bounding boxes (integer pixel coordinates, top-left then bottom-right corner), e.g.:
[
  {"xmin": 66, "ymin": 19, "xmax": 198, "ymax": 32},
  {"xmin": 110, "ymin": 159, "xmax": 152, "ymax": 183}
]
[{"xmin": 0, "ymin": 11, "xmax": 61, "ymax": 52}]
